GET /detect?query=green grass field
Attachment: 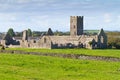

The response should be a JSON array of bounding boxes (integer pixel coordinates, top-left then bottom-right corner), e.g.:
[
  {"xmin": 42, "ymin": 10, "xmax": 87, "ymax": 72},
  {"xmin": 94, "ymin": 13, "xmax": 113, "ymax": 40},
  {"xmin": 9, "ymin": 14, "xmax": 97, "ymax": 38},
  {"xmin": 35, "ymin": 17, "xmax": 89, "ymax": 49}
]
[
  {"xmin": 7, "ymin": 48, "xmax": 120, "ymax": 58},
  {"xmin": 0, "ymin": 53, "xmax": 120, "ymax": 80}
]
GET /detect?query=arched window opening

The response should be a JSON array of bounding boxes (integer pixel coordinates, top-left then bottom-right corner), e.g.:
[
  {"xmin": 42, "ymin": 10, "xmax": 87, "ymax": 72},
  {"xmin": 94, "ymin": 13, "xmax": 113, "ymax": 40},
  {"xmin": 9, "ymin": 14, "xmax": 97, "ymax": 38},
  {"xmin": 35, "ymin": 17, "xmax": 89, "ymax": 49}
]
[
  {"xmin": 74, "ymin": 25, "xmax": 76, "ymax": 29},
  {"xmin": 100, "ymin": 36, "xmax": 104, "ymax": 43},
  {"xmin": 44, "ymin": 38, "xmax": 47, "ymax": 43}
]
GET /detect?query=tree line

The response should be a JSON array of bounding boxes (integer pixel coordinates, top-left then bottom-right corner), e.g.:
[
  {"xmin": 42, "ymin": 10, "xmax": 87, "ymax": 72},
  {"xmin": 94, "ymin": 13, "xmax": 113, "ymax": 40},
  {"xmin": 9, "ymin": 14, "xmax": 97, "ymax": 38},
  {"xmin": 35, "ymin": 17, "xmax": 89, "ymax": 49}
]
[{"xmin": 107, "ymin": 32, "xmax": 120, "ymax": 49}]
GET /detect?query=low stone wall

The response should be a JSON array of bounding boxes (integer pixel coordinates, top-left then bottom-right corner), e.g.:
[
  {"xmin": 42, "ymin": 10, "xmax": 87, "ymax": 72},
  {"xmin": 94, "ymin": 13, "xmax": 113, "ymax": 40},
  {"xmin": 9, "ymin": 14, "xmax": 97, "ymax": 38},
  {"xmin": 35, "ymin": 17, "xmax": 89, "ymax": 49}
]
[{"xmin": 0, "ymin": 50, "xmax": 120, "ymax": 62}]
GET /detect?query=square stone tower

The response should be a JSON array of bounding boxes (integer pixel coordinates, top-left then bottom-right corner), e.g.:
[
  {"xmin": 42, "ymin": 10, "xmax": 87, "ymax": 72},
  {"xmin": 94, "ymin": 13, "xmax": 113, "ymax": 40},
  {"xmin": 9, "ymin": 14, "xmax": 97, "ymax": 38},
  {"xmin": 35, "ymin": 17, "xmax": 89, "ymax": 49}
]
[{"xmin": 70, "ymin": 16, "xmax": 83, "ymax": 36}]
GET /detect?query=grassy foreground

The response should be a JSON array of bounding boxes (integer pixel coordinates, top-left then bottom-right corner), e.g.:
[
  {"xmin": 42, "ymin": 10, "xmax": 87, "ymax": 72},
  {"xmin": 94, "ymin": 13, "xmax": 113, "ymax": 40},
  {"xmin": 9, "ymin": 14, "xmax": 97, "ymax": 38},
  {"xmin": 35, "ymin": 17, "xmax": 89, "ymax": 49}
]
[
  {"xmin": 7, "ymin": 48, "xmax": 120, "ymax": 58},
  {"xmin": 0, "ymin": 53, "xmax": 120, "ymax": 80}
]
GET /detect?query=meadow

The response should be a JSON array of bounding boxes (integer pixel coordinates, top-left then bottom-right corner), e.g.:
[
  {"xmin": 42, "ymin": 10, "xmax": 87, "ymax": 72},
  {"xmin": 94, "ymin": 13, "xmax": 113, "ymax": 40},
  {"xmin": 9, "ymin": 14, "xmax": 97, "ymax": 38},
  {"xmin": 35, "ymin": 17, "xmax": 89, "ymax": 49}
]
[
  {"xmin": 7, "ymin": 48, "xmax": 120, "ymax": 58},
  {"xmin": 0, "ymin": 53, "xmax": 120, "ymax": 80}
]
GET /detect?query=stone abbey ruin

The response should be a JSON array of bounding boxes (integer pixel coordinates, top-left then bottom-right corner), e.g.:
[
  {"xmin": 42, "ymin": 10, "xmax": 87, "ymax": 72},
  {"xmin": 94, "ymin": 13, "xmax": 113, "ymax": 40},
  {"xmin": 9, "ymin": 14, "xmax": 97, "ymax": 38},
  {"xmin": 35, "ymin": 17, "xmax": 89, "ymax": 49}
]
[{"xmin": 0, "ymin": 16, "xmax": 107, "ymax": 49}]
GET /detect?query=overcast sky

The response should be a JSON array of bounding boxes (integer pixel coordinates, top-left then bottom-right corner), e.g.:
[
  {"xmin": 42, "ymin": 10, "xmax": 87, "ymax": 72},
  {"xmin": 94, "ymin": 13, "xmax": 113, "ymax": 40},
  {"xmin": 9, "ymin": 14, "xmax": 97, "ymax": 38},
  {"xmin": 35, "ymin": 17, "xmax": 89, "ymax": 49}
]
[{"xmin": 0, "ymin": 0, "xmax": 120, "ymax": 32}]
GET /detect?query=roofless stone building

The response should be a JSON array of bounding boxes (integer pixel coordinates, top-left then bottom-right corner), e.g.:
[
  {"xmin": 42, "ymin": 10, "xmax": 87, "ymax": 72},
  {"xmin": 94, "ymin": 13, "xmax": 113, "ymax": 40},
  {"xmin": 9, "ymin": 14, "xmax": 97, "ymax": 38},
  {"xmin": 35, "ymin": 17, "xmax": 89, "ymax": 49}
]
[{"xmin": 1, "ymin": 16, "xmax": 107, "ymax": 49}]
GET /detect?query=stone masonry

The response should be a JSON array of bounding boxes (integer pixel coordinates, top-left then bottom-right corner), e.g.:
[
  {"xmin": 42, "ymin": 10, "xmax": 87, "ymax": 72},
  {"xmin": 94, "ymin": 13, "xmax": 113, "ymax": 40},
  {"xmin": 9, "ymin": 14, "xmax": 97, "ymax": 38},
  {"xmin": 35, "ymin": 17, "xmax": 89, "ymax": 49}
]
[{"xmin": 1, "ymin": 16, "xmax": 107, "ymax": 49}]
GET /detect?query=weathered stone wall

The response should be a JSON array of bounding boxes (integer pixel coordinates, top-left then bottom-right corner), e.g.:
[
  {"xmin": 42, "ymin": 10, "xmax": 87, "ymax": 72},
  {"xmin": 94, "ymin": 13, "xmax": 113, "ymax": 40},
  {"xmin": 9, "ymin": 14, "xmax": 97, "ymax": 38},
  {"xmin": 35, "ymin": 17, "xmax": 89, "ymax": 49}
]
[
  {"xmin": 0, "ymin": 40, "xmax": 6, "ymax": 46},
  {"xmin": 0, "ymin": 50, "xmax": 120, "ymax": 62},
  {"xmin": 97, "ymin": 29, "xmax": 107, "ymax": 48},
  {"xmin": 37, "ymin": 36, "xmax": 52, "ymax": 49},
  {"xmin": 20, "ymin": 40, "xmax": 29, "ymax": 48}
]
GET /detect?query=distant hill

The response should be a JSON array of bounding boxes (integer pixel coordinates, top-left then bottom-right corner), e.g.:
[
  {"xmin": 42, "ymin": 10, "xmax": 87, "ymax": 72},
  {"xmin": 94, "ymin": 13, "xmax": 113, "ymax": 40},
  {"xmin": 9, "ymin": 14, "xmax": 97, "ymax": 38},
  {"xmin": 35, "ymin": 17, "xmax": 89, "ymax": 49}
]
[
  {"xmin": 84, "ymin": 30, "xmax": 99, "ymax": 35},
  {"xmin": 84, "ymin": 30, "xmax": 99, "ymax": 33}
]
